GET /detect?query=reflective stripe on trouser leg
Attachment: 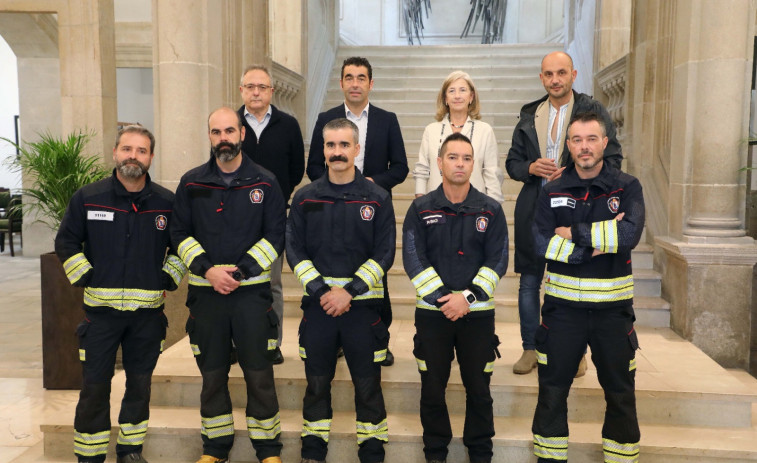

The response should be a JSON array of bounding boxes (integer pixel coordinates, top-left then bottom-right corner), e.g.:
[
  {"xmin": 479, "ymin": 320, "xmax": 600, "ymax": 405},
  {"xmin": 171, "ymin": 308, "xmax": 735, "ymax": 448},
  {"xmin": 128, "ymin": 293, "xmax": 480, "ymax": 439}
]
[
  {"xmin": 356, "ymin": 418, "xmax": 388, "ymax": 444},
  {"xmin": 74, "ymin": 429, "xmax": 110, "ymax": 459},
  {"xmin": 603, "ymin": 438, "xmax": 640, "ymax": 463},
  {"xmin": 302, "ymin": 418, "xmax": 332, "ymax": 442},
  {"xmin": 533, "ymin": 434, "xmax": 568, "ymax": 461},
  {"xmin": 201, "ymin": 413, "xmax": 235, "ymax": 439},
  {"xmin": 116, "ymin": 420, "xmax": 148, "ymax": 446},
  {"xmin": 248, "ymin": 413, "xmax": 281, "ymax": 440}
]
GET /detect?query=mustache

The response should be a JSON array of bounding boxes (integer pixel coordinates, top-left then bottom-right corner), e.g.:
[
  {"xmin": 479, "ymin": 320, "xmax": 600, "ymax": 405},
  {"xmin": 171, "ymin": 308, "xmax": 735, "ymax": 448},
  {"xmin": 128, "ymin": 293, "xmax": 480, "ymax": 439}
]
[
  {"xmin": 214, "ymin": 142, "xmax": 237, "ymax": 151},
  {"xmin": 328, "ymin": 155, "xmax": 348, "ymax": 163}
]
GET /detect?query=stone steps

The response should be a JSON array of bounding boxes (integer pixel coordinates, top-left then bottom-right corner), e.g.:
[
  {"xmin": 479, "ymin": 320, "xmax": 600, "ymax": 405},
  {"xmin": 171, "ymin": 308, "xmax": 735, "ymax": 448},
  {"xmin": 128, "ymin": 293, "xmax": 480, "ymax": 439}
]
[{"xmin": 28, "ymin": 321, "xmax": 757, "ymax": 463}]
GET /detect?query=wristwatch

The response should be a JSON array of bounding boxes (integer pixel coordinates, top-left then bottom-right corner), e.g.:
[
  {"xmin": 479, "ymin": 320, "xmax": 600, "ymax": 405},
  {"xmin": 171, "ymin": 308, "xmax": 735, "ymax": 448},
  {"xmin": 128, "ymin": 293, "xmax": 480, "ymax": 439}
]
[{"xmin": 462, "ymin": 289, "xmax": 476, "ymax": 305}]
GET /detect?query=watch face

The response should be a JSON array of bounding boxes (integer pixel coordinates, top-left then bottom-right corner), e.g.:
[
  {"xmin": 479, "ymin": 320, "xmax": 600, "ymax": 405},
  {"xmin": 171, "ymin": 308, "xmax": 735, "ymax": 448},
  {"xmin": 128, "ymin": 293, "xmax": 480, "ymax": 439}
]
[{"xmin": 466, "ymin": 293, "xmax": 476, "ymax": 303}]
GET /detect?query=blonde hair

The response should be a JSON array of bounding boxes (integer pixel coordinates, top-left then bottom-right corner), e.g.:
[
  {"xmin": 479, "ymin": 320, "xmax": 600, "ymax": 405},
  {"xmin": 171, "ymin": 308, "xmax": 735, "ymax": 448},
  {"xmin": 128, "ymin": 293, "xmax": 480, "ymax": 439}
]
[{"xmin": 435, "ymin": 70, "xmax": 481, "ymax": 122}]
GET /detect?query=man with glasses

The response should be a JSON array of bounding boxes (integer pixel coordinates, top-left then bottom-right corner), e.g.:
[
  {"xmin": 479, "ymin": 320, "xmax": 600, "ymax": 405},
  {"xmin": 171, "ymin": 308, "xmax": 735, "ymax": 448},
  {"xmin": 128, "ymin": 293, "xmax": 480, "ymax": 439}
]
[
  {"xmin": 238, "ymin": 64, "xmax": 305, "ymax": 364},
  {"xmin": 307, "ymin": 56, "xmax": 408, "ymax": 366}
]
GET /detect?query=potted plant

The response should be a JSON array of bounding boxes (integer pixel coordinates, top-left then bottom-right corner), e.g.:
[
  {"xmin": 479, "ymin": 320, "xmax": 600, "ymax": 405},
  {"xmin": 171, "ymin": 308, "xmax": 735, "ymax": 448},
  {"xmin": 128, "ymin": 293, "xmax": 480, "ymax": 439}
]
[{"xmin": 3, "ymin": 130, "xmax": 108, "ymax": 389}]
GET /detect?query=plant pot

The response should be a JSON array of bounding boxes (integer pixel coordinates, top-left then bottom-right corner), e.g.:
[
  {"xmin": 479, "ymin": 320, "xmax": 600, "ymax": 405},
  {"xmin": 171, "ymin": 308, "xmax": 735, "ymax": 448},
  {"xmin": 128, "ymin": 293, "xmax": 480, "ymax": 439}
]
[{"xmin": 40, "ymin": 251, "xmax": 83, "ymax": 389}]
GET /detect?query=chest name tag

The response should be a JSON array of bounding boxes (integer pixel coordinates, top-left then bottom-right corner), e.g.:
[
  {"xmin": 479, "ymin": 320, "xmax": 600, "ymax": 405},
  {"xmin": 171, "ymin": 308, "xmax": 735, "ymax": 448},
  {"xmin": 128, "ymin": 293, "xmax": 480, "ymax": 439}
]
[
  {"xmin": 87, "ymin": 210, "xmax": 114, "ymax": 221},
  {"xmin": 551, "ymin": 197, "xmax": 576, "ymax": 209},
  {"xmin": 422, "ymin": 214, "xmax": 446, "ymax": 226}
]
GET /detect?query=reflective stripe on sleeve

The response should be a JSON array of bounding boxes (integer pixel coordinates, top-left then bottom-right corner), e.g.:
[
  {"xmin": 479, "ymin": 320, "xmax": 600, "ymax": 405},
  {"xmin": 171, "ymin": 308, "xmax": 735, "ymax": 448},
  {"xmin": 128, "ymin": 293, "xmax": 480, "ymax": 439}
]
[
  {"xmin": 178, "ymin": 237, "xmax": 205, "ymax": 268},
  {"xmin": 545, "ymin": 235, "xmax": 575, "ymax": 263},
  {"xmin": 471, "ymin": 266, "xmax": 499, "ymax": 298},
  {"xmin": 247, "ymin": 238, "xmax": 278, "ymax": 271},
  {"xmin": 592, "ymin": 219, "xmax": 619, "ymax": 254},
  {"xmin": 63, "ymin": 253, "xmax": 93, "ymax": 285}
]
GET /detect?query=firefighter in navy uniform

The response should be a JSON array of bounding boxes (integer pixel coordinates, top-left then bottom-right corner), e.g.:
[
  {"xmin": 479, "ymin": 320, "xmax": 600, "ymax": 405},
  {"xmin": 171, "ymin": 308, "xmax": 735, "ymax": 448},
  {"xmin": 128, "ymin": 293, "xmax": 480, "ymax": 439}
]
[
  {"xmin": 286, "ymin": 118, "xmax": 394, "ymax": 463},
  {"xmin": 530, "ymin": 112, "xmax": 644, "ymax": 462},
  {"xmin": 170, "ymin": 107, "xmax": 286, "ymax": 463},
  {"xmin": 56, "ymin": 125, "xmax": 186, "ymax": 463},
  {"xmin": 403, "ymin": 132, "xmax": 508, "ymax": 463}
]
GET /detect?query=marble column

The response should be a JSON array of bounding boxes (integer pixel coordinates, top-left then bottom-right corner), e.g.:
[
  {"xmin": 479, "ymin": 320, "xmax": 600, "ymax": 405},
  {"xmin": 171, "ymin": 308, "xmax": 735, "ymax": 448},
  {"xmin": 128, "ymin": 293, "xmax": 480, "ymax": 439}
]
[{"xmin": 653, "ymin": 0, "xmax": 757, "ymax": 368}]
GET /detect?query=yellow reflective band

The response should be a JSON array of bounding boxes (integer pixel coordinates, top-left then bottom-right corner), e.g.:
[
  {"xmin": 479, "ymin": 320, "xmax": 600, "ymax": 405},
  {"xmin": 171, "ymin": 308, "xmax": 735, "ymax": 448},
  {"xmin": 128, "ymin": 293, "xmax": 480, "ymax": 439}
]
[
  {"xmin": 191, "ymin": 344, "xmax": 201, "ymax": 356},
  {"xmin": 299, "ymin": 346, "xmax": 307, "ymax": 359},
  {"xmin": 356, "ymin": 418, "xmax": 388, "ymax": 444},
  {"xmin": 373, "ymin": 349, "xmax": 387, "ymax": 363},
  {"xmin": 63, "ymin": 253, "xmax": 93, "ymax": 285},
  {"xmin": 322, "ymin": 276, "xmax": 384, "ymax": 301},
  {"xmin": 294, "ymin": 260, "xmax": 321, "ymax": 290},
  {"xmin": 536, "ymin": 350, "xmax": 547, "ymax": 365},
  {"xmin": 483, "ymin": 361, "xmax": 495, "ymax": 373},
  {"xmin": 247, "ymin": 413, "xmax": 281, "ymax": 440},
  {"xmin": 355, "ymin": 259, "xmax": 384, "ymax": 289},
  {"xmin": 415, "ymin": 358, "xmax": 427, "ymax": 372},
  {"xmin": 117, "ymin": 420, "xmax": 148, "ymax": 446},
  {"xmin": 187, "ymin": 266, "xmax": 271, "ymax": 287},
  {"xmin": 163, "ymin": 254, "xmax": 188, "ymax": 286},
  {"xmin": 74, "ymin": 429, "xmax": 110, "ymax": 457},
  {"xmin": 603, "ymin": 438, "xmax": 640, "ymax": 463},
  {"xmin": 201, "ymin": 414, "xmax": 235, "ymax": 439},
  {"xmin": 533, "ymin": 434, "xmax": 568, "ymax": 461},
  {"xmin": 267, "ymin": 339, "xmax": 278, "ymax": 351},
  {"xmin": 160, "ymin": 339, "xmax": 165, "ymax": 353},
  {"xmin": 411, "ymin": 267, "xmax": 444, "ymax": 297},
  {"xmin": 302, "ymin": 418, "xmax": 331, "ymax": 443},
  {"xmin": 545, "ymin": 272, "xmax": 634, "ymax": 303},
  {"xmin": 416, "ymin": 295, "xmax": 495, "ymax": 312},
  {"xmin": 472, "ymin": 266, "xmax": 499, "ymax": 298},
  {"xmin": 84, "ymin": 287, "xmax": 165, "ymax": 311},
  {"xmin": 79, "ymin": 349, "xmax": 86, "ymax": 361},
  {"xmin": 545, "ymin": 235, "xmax": 575, "ymax": 263},
  {"xmin": 629, "ymin": 358, "xmax": 636, "ymax": 372},
  {"xmin": 592, "ymin": 219, "xmax": 619, "ymax": 253},
  {"xmin": 178, "ymin": 237, "xmax": 206, "ymax": 268},
  {"xmin": 247, "ymin": 238, "xmax": 278, "ymax": 271}
]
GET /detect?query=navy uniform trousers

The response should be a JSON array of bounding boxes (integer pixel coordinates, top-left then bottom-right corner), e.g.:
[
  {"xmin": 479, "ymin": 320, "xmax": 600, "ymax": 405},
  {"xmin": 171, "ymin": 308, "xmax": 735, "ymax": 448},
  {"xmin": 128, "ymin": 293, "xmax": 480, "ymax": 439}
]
[
  {"xmin": 413, "ymin": 314, "xmax": 500, "ymax": 463},
  {"xmin": 298, "ymin": 300, "xmax": 389, "ymax": 463},
  {"xmin": 532, "ymin": 302, "xmax": 640, "ymax": 462},
  {"xmin": 186, "ymin": 287, "xmax": 282, "ymax": 461},
  {"xmin": 74, "ymin": 307, "xmax": 167, "ymax": 462}
]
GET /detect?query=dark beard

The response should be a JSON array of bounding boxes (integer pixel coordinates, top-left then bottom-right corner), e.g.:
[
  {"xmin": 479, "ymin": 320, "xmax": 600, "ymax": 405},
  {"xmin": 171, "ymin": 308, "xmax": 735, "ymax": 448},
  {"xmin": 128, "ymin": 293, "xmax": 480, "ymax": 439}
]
[
  {"xmin": 116, "ymin": 159, "xmax": 148, "ymax": 179},
  {"xmin": 211, "ymin": 141, "xmax": 242, "ymax": 163}
]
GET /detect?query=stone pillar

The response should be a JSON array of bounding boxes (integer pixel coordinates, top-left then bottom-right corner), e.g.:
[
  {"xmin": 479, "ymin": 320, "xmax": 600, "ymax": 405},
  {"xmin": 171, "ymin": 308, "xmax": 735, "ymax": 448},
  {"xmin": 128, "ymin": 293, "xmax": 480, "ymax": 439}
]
[
  {"xmin": 652, "ymin": 0, "xmax": 757, "ymax": 368},
  {"xmin": 151, "ymin": 0, "xmax": 224, "ymax": 191},
  {"xmin": 57, "ymin": 0, "xmax": 118, "ymax": 162}
]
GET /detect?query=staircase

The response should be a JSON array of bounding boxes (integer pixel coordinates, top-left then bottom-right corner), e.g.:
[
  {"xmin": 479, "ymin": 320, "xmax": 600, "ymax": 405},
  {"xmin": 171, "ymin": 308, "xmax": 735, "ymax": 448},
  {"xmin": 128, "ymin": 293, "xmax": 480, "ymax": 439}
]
[{"xmin": 17, "ymin": 45, "xmax": 757, "ymax": 462}]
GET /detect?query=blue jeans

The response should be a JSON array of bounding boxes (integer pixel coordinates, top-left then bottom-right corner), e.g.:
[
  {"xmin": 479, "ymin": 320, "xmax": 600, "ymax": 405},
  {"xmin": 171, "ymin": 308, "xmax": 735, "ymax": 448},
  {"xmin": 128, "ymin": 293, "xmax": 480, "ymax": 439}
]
[{"xmin": 518, "ymin": 266, "xmax": 545, "ymax": 350}]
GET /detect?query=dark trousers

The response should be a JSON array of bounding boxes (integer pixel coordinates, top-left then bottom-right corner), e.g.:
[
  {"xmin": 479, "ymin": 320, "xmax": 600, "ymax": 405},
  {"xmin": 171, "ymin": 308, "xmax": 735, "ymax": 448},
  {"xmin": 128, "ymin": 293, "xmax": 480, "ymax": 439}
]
[
  {"xmin": 413, "ymin": 314, "xmax": 499, "ymax": 463},
  {"xmin": 186, "ymin": 287, "xmax": 282, "ymax": 461},
  {"xmin": 380, "ymin": 273, "xmax": 392, "ymax": 329},
  {"xmin": 532, "ymin": 302, "xmax": 640, "ymax": 462},
  {"xmin": 74, "ymin": 307, "xmax": 166, "ymax": 462},
  {"xmin": 299, "ymin": 301, "xmax": 389, "ymax": 463}
]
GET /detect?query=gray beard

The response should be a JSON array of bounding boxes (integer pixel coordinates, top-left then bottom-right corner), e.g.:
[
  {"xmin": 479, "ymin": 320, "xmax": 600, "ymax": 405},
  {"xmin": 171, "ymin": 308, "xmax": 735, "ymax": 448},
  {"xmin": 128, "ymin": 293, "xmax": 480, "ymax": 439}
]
[
  {"xmin": 117, "ymin": 162, "xmax": 146, "ymax": 179},
  {"xmin": 216, "ymin": 150, "xmax": 239, "ymax": 163}
]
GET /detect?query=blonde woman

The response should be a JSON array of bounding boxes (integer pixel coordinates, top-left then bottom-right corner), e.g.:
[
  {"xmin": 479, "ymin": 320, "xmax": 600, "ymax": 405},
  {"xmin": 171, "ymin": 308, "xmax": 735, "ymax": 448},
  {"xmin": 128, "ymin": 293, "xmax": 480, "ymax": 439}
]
[{"xmin": 413, "ymin": 70, "xmax": 504, "ymax": 202}]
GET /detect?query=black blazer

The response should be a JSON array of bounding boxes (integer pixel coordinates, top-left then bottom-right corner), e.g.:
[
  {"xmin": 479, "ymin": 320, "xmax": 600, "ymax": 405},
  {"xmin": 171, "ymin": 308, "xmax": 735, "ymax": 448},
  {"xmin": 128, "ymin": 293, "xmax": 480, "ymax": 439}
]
[{"xmin": 306, "ymin": 104, "xmax": 408, "ymax": 192}]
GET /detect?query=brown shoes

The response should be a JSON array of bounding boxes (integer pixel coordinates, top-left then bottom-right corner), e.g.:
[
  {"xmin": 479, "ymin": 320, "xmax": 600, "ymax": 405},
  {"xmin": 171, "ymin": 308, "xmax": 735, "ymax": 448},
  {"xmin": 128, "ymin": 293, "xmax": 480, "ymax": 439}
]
[{"xmin": 513, "ymin": 349, "xmax": 538, "ymax": 374}]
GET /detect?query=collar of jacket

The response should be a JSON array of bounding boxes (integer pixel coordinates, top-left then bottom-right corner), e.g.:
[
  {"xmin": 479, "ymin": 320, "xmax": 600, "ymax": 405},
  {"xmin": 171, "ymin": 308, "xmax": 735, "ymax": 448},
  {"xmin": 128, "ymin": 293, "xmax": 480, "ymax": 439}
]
[
  {"xmin": 559, "ymin": 161, "xmax": 618, "ymax": 192},
  {"xmin": 310, "ymin": 168, "xmax": 373, "ymax": 199},
  {"xmin": 195, "ymin": 151, "xmax": 263, "ymax": 186},
  {"xmin": 426, "ymin": 183, "xmax": 488, "ymax": 212},
  {"xmin": 110, "ymin": 168, "xmax": 153, "ymax": 204}
]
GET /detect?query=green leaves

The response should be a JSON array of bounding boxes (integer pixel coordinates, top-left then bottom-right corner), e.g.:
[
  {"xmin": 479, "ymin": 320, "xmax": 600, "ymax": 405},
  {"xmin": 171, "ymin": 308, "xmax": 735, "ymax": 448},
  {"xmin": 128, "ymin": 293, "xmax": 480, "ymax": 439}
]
[{"xmin": 1, "ymin": 130, "xmax": 109, "ymax": 230}]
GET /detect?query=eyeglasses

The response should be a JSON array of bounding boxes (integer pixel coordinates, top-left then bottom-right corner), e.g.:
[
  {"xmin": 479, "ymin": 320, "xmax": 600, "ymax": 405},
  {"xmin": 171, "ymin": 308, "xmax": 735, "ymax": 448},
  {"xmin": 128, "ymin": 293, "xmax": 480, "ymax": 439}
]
[{"xmin": 242, "ymin": 84, "xmax": 272, "ymax": 91}]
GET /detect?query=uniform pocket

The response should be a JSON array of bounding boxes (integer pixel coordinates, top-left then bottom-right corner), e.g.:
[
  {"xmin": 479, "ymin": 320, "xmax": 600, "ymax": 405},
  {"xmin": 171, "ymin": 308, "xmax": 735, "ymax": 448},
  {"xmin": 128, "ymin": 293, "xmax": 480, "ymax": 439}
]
[
  {"xmin": 266, "ymin": 308, "xmax": 280, "ymax": 354},
  {"xmin": 628, "ymin": 327, "xmax": 639, "ymax": 372},
  {"xmin": 412, "ymin": 333, "xmax": 427, "ymax": 373},
  {"xmin": 370, "ymin": 317, "xmax": 389, "ymax": 364},
  {"xmin": 483, "ymin": 334, "xmax": 502, "ymax": 375},
  {"xmin": 185, "ymin": 316, "xmax": 200, "ymax": 357},
  {"xmin": 298, "ymin": 317, "xmax": 307, "ymax": 360},
  {"xmin": 535, "ymin": 323, "xmax": 549, "ymax": 366},
  {"xmin": 75, "ymin": 319, "xmax": 90, "ymax": 362}
]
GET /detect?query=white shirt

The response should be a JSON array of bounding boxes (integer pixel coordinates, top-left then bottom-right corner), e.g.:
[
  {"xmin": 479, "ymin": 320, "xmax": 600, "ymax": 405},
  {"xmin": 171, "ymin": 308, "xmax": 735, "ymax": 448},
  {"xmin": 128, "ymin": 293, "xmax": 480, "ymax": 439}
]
[
  {"xmin": 244, "ymin": 105, "xmax": 273, "ymax": 139},
  {"xmin": 544, "ymin": 102, "xmax": 569, "ymax": 186},
  {"xmin": 345, "ymin": 102, "xmax": 369, "ymax": 172}
]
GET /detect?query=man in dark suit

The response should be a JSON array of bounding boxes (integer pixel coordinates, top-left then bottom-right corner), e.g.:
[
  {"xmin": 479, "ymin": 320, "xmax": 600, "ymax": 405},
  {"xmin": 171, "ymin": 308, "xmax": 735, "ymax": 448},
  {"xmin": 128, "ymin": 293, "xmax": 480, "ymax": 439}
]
[
  {"xmin": 307, "ymin": 56, "xmax": 409, "ymax": 366},
  {"xmin": 238, "ymin": 64, "xmax": 305, "ymax": 365}
]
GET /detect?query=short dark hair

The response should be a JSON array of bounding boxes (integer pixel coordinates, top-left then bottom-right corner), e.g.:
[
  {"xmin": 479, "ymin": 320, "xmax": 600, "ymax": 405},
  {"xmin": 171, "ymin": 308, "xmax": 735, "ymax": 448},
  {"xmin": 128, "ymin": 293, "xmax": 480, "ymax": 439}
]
[
  {"xmin": 439, "ymin": 132, "xmax": 474, "ymax": 157},
  {"xmin": 568, "ymin": 111, "xmax": 607, "ymax": 137},
  {"xmin": 323, "ymin": 118, "xmax": 359, "ymax": 145},
  {"xmin": 115, "ymin": 125, "xmax": 155, "ymax": 153},
  {"xmin": 341, "ymin": 57, "xmax": 372, "ymax": 81}
]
